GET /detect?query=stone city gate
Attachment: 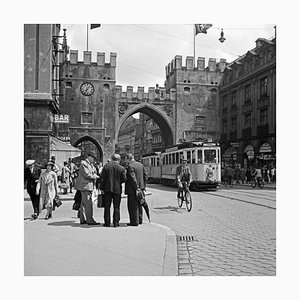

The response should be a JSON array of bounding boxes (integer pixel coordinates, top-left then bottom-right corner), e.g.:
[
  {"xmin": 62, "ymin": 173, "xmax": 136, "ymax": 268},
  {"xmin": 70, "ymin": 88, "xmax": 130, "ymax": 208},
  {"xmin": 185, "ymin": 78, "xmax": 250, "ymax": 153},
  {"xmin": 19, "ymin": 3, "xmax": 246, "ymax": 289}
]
[{"xmin": 58, "ymin": 50, "xmax": 224, "ymax": 163}]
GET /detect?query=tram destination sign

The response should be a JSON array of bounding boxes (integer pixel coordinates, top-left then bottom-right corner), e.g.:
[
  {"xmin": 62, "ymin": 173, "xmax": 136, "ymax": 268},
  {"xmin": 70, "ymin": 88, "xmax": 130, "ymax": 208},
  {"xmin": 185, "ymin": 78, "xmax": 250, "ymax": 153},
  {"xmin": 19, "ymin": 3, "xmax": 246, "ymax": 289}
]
[{"xmin": 53, "ymin": 114, "xmax": 69, "ymax": 123}]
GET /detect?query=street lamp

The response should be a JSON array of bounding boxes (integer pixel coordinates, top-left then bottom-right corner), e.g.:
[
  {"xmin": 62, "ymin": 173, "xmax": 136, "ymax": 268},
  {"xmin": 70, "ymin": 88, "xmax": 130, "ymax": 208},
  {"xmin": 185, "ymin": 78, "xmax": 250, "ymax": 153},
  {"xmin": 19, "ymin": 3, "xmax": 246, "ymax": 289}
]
[{"xmin": 219, "ymin": 28, "xmax": 226, "ymax": 43}]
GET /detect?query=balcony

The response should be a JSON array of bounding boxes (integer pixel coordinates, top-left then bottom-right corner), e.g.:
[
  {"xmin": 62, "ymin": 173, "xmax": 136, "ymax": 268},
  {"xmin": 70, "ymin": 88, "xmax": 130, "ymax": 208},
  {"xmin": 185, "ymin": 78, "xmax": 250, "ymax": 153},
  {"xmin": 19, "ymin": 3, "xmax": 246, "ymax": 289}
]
[
  {"xmin": 229, "ymin": 130, "xmax": 237, "ymax": 140},
  {"xmin": 257, "ymin": 123, "xmax": 269, "ymax": 136},
  {"xmin": 242, "ymin": 127, "xmax": 252, "ymax": 138},
  {"xmin": 230, "ymin": 104, "xmax": 238, "ymax": 116},
  {"xmin": 257, "ymin": 94, "xmax": 270, "ymax": 109},
  {"xmin": 242, "ymin": 101, "xmax": 253, "ymax": 114}
]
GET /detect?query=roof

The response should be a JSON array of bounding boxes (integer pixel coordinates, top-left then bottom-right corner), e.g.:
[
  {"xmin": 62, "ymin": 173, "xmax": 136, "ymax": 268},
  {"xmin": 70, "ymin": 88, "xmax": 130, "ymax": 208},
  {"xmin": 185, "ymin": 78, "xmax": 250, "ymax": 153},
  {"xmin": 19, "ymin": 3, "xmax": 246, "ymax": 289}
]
[{"xmin": 50, "ymin": 137, "xmax": 81, "ymax": 152}]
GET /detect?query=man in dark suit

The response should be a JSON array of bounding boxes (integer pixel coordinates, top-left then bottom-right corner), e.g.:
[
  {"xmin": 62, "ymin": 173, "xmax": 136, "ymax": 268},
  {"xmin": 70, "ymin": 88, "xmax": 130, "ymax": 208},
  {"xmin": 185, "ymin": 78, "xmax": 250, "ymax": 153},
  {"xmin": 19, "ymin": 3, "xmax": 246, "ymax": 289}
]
[
  {"xmin": 24, "ymin": 160, "xmax": 41, "ymax": 219},
  {"xmin": 76, "ymin": 151, "xmax": 100, "ymax": 225},
  {"xmin": 100, "ymin": 154, "xmax": 127, "ymax": 227},
  {"xmin": 125, "ymin": 153, "xmax": 147, "ymax": 226}
]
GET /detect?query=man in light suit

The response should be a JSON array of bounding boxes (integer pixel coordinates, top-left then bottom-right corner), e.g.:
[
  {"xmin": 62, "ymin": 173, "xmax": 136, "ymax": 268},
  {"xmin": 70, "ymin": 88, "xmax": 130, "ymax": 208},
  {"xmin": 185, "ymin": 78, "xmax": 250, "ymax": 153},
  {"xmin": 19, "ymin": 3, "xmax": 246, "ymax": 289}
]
[
  {"xmin": 100, "ymin": 154, "xmax": 127, "ymax": 227},
  {"xmin": 76, "ymin": 151, "xmax": 100, "ymax": 225},
  {"xmin": 125, "ymin": 153, "xmax": 147, "ymax": 226}
]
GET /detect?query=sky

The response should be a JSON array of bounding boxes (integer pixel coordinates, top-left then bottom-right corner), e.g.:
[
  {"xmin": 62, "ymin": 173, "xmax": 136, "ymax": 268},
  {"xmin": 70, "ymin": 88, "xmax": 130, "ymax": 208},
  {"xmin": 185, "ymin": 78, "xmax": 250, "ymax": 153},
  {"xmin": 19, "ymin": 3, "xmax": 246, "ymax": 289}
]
[{"xmin": 62, "ymin": 24, "xmax": 275, "ymax": 90}]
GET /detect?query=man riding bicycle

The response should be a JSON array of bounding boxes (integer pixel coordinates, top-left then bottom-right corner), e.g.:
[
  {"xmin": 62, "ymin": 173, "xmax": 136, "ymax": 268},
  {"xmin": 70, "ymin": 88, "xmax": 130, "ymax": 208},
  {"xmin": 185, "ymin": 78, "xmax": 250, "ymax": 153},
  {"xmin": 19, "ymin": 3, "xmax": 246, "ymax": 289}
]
[
  {"xmin": 252, "ymin": 166, "xmax": 262, "ymax": 184},
  {"xmin": 176, "ymin": 158, "xmax": 192, "ymax": 200}
]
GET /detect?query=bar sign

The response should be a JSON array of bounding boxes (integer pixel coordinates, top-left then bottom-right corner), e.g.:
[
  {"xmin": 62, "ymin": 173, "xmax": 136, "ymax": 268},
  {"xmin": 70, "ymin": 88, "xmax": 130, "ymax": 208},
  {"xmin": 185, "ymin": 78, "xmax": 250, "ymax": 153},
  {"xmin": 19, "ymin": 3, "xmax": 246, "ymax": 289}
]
[{"xmin": 53, "ymin": 114, "xmax": 69, "ymax": 123}]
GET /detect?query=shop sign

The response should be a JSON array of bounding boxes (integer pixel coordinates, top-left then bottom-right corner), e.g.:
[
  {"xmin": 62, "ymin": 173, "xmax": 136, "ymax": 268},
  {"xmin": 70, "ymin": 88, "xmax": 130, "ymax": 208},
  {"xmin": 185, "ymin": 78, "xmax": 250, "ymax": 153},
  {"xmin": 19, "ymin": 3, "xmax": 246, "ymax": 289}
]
[
  {"xmin": 53, "ymin": 114, "xmax": 69, "ymax": 123},
  {"xmin": 247, "ymin": 150, "xmax": 254, "ymax": 159}
]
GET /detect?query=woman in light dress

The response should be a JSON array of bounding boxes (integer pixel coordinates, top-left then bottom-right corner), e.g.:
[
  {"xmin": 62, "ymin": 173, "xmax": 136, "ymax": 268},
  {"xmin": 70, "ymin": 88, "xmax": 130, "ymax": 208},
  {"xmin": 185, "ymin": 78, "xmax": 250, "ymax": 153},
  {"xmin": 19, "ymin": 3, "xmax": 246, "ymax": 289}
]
[{"xmin": 36, "ymin": 161, "xmax": 59, "ymax": 220}]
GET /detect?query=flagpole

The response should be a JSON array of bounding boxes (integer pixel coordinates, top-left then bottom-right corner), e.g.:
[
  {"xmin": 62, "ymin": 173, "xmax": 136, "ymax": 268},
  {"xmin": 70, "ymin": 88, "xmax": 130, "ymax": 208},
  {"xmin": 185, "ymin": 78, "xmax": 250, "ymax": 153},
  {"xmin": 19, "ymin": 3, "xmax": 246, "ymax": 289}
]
[
  {"xmin": 193, "ymin": 24, "xmax": 195, "ymax": 66},
  {"xmin": 87, "ymin": 24, "xmax": 89, "ymax": 51}
]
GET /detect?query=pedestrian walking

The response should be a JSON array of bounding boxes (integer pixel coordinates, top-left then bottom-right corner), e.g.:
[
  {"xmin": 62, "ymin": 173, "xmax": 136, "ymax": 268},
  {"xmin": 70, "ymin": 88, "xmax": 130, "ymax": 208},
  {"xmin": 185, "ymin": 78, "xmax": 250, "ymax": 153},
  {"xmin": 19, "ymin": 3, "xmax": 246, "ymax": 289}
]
[
  {"xmin": 271, "ymin": 166, "xmax": 276, "ymax": 183},
  {"xmin": 246, "ymin": 168, "xmax": 251, "ymax": 183},
  {"xmin": 226, "ymin": 165, "xmax": 234, "ymax": 186},
  {"xmin": 100, "ymin": 154, "xmax": 127, "ymax": 227},
  {"xmin": 24, "ymin": 159, "xmax": 41, "ymax": 219},
  {"xmin": 125, "ymin": 153, "xmax": 147, "ymax": 226},
  {"xmin": 75, "ymin": 151, "xmax": 100, "ymax": 225},
  {"xmin": 235, "ymin": 165, "xmax": 241, "ymax": 184},
  {"xmin": 68, "ymin": 158, "xmax": 76, "ymax": 193},
  {"xmin": 240, "ymin": 166, "xmax": 246, "ymax": 184},
  {"xmin": 50, "ymin": 155, "xmax": 59, "ymax": 173},
  {"xmin": 36, "ymin": 161, "xmax": 59, "ymax": 220},
  {"xmin": 61, "ymin": 161, "xmax": 71, "ymax": 194}
]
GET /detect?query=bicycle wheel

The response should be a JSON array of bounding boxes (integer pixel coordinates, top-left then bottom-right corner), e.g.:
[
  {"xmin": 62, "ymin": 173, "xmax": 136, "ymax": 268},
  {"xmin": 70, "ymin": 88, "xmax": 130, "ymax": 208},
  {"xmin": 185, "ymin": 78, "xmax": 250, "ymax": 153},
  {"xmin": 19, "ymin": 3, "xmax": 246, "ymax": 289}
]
[
  {"xmin": 251, "ymin": 179, "xmax": 256, "ymax": 188},
  {"xmin": 185, "ymin": 190, "xmax": 192, "ymax": 212},
  {"xmin": 259, "ymin": 180, "xmax": 264, "ymax": 189},
  {"xmin": 178, "ymin": 191, "xmax": 183, "ymax": 208}
]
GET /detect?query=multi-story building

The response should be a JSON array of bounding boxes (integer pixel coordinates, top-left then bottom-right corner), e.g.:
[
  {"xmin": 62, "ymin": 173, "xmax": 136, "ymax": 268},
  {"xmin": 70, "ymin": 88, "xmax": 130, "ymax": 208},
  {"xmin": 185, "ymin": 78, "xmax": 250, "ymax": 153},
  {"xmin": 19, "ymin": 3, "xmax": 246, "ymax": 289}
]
[
  {"xmin": 219, "ymin": 37, "xmax": 276, "ymax": 169},
  {"xmin": 24, "ymin": 24, "xmax": 65, "ymax": 165}
]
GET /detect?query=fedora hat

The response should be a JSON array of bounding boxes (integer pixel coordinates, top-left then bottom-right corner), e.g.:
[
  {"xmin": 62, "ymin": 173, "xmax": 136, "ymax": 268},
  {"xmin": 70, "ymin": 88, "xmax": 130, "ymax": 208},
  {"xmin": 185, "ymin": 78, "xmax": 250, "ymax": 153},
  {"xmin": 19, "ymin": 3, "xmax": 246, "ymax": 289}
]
[{"xmin": 86, "ymin": 151, "xmax": 97, "ymax": 159}]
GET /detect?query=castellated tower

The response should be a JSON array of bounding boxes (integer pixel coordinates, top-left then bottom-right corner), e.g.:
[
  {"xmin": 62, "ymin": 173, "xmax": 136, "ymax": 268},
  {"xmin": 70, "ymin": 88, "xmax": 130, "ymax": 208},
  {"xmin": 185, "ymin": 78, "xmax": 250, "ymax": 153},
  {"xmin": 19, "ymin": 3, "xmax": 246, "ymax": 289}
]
[
  {"xmin": 58, "ymin": 50, "xmax": 117, "ymax": 162},
  {"xmin": 165, "ymin": 55, "xmax": 226, "ymax": 143}
]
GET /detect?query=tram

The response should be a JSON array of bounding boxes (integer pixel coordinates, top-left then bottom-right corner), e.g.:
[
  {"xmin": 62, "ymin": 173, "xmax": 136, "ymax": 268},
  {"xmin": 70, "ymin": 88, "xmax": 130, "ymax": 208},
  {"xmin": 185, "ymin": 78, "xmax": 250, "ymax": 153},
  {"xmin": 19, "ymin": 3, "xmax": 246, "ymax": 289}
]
[{"xmin": 141, "ymin": 141, "xmax": 221, "ymax": 191}]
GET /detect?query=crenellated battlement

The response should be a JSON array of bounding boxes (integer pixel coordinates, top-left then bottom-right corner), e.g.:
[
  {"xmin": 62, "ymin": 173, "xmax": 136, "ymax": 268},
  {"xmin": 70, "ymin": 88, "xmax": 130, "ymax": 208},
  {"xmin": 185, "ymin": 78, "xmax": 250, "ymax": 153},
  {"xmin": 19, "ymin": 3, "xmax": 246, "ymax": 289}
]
[
  {"xmin": 69, "ymin": 50, "xmax": 117, "ymax": 67},
  {"xmin": 165, "ymin": 55, "xmax": 227, "ymax": 77},
  {"xmin": 115, "ymin": 85, "xmax": 176, "ymax": 101}
]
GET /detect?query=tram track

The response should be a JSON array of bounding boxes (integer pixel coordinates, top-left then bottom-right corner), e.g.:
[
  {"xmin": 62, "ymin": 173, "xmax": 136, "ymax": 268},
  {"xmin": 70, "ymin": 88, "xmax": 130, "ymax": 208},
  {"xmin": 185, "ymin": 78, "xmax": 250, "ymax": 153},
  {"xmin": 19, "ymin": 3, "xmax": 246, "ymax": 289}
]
[
  {"xmin": 218, "ymin": 189, "xmax": 276, "ymax": 202},
  {"xmin": 204, "ymin": 191, "xmax": 276, "ymax": 210}
]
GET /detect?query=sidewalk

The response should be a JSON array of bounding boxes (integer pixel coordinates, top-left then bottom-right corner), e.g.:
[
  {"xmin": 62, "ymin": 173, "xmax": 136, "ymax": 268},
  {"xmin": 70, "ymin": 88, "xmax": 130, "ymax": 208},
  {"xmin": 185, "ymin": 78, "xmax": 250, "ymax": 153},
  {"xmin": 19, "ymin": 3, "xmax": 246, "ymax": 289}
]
[{"xmin": 24, "ymin": 190, "xmax": 178, "ymax": 276}]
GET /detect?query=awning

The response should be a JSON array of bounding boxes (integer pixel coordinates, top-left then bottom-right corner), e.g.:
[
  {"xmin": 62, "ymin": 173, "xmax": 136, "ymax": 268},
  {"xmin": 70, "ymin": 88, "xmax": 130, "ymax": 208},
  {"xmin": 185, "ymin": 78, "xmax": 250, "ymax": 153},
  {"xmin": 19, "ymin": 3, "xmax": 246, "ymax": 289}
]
[{"xmin": 50, "ymin": 137, "xmax": 81, "ymax": 153}]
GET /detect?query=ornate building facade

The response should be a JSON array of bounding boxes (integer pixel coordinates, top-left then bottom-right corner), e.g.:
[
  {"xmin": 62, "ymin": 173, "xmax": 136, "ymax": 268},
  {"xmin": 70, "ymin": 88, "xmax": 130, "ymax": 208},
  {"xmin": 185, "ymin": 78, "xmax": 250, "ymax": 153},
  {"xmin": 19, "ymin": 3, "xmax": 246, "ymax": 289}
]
[{"xmin": 219, "ymin": 38, "xmax": 276, "ymax": 169}]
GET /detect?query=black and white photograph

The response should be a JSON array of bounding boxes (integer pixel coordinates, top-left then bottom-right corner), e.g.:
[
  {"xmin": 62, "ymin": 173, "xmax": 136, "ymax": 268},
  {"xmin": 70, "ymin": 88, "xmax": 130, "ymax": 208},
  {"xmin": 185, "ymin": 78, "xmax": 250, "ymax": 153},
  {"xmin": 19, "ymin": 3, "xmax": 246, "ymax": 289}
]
[{"xmin": 2, "ymin": 1, "xmax": 299, "ymax": 299}]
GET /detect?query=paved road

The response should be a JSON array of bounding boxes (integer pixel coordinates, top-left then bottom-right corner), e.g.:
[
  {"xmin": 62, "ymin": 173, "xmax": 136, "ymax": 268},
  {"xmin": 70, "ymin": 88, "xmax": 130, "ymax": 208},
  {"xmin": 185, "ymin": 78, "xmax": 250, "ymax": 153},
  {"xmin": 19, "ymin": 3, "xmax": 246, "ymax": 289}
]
[{"xmin": 146, "ymin": 184, "xmax": 276, "ymax": 276}]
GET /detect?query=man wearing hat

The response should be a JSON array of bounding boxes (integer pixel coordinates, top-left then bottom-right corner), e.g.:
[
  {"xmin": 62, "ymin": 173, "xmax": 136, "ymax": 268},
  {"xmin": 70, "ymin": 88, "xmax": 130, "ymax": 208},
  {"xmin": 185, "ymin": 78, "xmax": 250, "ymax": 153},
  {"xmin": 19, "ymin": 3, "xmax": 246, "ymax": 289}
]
[
  {"xmin": 176, "ymin": 157, "xmax": 192, "ymax": 200},
  {"xmin": 24, "ymin": 160, "xmax": 41, "ymax": 219},
  {"xmin": 76, "ymin": 151, "xmax": 100, "ymax": 225}
]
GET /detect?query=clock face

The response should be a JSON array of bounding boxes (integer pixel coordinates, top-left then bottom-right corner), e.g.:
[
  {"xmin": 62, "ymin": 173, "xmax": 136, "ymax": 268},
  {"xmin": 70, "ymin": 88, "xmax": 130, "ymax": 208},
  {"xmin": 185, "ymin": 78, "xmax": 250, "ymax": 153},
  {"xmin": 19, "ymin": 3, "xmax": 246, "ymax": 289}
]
[{"xmin": 80, "ymin": 82, "xmax": 94, "ymax": 96}]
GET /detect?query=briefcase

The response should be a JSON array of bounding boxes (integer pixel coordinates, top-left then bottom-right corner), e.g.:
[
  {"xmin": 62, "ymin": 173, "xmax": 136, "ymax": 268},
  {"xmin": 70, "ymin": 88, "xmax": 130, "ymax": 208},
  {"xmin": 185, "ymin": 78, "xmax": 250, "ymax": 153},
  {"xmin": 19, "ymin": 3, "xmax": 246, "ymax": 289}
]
[{"xmin": 97, "ymin": 192, "xmax": 105, "ymax": 208}]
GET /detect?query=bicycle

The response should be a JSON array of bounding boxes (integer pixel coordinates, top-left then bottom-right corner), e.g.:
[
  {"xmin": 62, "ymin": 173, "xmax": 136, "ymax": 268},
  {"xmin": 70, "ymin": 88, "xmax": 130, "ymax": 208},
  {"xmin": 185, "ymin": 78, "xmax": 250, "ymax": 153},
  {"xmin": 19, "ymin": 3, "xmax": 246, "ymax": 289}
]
[
  {"xmin": 251, "ymin": 176, "xmax": 264, "ymax": 189},
  {"xmin": 177, "ymin": 181, "xmax": 192, "ymax": 212}
]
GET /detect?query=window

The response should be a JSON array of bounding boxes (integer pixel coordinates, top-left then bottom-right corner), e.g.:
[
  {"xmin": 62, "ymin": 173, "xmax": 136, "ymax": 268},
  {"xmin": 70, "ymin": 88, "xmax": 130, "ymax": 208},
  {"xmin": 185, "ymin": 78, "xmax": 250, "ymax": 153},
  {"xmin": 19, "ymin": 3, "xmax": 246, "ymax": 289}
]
[
  {"xmin": 103, "ymin": 83, "xmax": 110, "ymax": 90},
  {"xmin": 81, "ymin": 112, "xmax": 93, "ymax": 124},
  {"xmin": 195, "ymin": 115, "xmax": 206, "ymax": 127},
  {"xmin": 65, "ymin": 81, "xmax": 72, "ymax": 88},
  {"xmin": 197, "ymin": 150, "xmax": 202, "ymax": 163},
  {"xmin": 231, "ymin": 117, "xmax": 237, "ymax": 131},
  {"xmin": 192, "ymin": 150, "xmax": 196, "ymax": 164},
  {"xmin": 244, "ymin": 85, "xmax": 251, "ymax": 102},
  {"xmin": 184, "ymin": 87, "xmax": 191, "ymax": 93},
  {"xmin": 260, "ymin": 77, "xmax": 268, "ymax": 95},
  {"xmin": 204, "ymin": 150, "xmax": 217, "ymax": 163},
  {"xmin": 172, "ymin": 153, "xmax": 175, "ymax": 165},
  {"xmin": 187, "ymin": 151, "xmax": 191, "ymax": 163},
  {"xmin": 244, "ymin": 113, "xmax": 251, "ymax": 128},
  {"xmin": 175, "ymin": 152, "xmax": 179, "ymax": 164},
  {"xmin": 223, "ymin": 95, "xmax": 228, "ymax": 108},
  {"xmin": 223, "ymin": 120, "xmax": 228, "ymax": 133},
  {"xmin": 260, "ymin": 109, "xmax": 268, "ymax": 125},
  {"xmin": 232, "ymin": 91, "xmax": 237, "ymax": 105}
]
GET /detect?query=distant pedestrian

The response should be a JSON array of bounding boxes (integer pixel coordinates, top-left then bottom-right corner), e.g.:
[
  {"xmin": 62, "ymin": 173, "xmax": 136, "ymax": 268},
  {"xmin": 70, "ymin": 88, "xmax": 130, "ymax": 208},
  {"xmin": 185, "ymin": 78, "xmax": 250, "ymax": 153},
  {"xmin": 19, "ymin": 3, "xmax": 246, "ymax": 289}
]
[
  {"xmin": 240, "ymin": 166, "xmax": 246, "ymax": 184},
  {"xmin": 75, "ymin": 152, "xmax": 100, "ymax": 225},
  {"xmin": 36, "ymin": 161, "xmax": 59, "ymax": 220},
  {"xmin": 226, "ymin": 166, "xmax": 234, "ymax": 186},
  {"xmin": 68, "ymin": 158, "xmax": 76, "ymax": 193},
  {"xmin": 61, "ymin": 161, "xmax": 71, "ymax": 194},
  {"xmin": 125, "ymin": 153, "xmax": 147, "ymax": 226},
  {"xmin": 50, "ymin": 155, "xmax": 59, "ymax": 173},
  {"xmin": 246, "ymin": 168, "xmax": 251, "ymax": 183},
  {"xmin": 271, "ymin": 166, "xmax": 276, "ymax": 183},
  {"xmin": 24, "ymin": 159, "xmax": 41, "ymax": 219},
  {"xmin": 100, "ymin": 154, "xmax": 127, "ymax": 227},
  {"xmin": 234, "ymin": 165, "xmax": 241, "ymax": 184}
]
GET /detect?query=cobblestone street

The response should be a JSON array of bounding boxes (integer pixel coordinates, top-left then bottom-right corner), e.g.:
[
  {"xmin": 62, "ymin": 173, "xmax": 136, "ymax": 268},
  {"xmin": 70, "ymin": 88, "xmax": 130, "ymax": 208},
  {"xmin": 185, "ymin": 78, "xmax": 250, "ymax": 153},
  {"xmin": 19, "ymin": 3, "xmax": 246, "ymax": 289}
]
[{"xmin": 147, "ymin": 184, "xmax": 276, "ymax": 276}]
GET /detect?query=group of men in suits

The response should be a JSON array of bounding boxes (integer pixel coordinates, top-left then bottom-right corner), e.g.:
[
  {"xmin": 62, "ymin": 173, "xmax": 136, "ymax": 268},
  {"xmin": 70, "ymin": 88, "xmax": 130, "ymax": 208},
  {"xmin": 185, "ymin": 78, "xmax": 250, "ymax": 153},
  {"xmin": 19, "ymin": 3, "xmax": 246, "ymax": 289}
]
[{"xmin": 76, "ymin": 151, "xmax": 147, "ymax": 227}]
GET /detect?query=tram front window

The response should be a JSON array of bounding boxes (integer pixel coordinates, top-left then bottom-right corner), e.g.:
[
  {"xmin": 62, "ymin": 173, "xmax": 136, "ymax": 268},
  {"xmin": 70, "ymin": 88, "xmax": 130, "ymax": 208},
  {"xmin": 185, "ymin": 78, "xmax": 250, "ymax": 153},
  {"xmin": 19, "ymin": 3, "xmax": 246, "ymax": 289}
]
[{"xmin": 204, "ymin": 149, "xmax": 217, "ymax": 163}]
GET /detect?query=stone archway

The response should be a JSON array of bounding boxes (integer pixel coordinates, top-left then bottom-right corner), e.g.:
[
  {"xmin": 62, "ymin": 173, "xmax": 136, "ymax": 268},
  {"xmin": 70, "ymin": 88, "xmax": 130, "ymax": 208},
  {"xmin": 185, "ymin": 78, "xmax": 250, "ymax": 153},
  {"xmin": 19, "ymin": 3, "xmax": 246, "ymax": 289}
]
[
  {"xmin": 73, "ymin": 135, "xmax": 104, "ymax": 162},
  {"xmin": 116, "ymin": 103, "xmax": 175, "ymax": 148}
]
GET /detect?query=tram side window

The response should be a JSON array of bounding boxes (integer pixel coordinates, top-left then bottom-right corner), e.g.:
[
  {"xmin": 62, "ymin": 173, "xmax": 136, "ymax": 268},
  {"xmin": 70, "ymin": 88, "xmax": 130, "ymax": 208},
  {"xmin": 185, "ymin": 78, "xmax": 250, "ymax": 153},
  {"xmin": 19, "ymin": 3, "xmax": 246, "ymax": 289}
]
[
  {"xmin": 179, "ymin": 151, "xmax": 184, "ymax": 162},
  {"xmin": 192, "ymin": 150, "xmax": 196, "ymax": 164},
  {"xmin": 172, "ymin": 153, "xmax": 175, "ymax": 165},
  {"xmin": 187, "ymin": 151, "xmax": 191, "ymax": 163},
  {"xmin": 175, "ymin": 152, "xmax": 179, "ymax": 164},
  {"xmin": 204, "ymin": 149, "xmax": 217, "ymax": 163},
  {"xmin": 163, "ymin": 155, "xmax": 165, "ymax": 165},
  {"xmin": 156, "ymin": 157, "xmax": 159, "ymax": 166},
  {"xmin": 197, "ymin": 150, "xmax": 202, "ymax": 163}
]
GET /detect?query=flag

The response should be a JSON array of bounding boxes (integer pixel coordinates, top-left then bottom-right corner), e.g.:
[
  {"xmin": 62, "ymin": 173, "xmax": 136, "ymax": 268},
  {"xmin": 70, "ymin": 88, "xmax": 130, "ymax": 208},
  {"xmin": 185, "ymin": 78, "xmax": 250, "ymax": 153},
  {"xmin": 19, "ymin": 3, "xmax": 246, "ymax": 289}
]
[
  {"xmin": 90, "ymin": 24, "xmax": 101, "ymax": 30},
  {"xmin": 195, "ymin": 24, "xmax": 212, "ymax": 35}
]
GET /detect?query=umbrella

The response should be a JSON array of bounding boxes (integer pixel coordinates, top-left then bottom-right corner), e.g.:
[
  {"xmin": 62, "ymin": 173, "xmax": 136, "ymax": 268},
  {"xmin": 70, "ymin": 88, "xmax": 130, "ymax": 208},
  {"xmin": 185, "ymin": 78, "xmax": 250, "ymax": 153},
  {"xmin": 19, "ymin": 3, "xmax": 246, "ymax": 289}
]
[{"xmin": 137, "ymin": 190, "xmax": 150, "ymax": 222}]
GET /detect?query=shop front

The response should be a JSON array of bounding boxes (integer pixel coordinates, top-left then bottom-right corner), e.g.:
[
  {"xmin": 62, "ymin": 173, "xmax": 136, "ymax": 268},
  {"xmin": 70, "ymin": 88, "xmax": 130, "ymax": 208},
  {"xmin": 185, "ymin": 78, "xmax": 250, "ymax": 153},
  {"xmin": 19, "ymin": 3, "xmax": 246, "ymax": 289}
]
[
  {"xmin": 222, "ymin": 147, "xmax": 238, "ymax": 167},
  {"xmin": 257, "ymin": 142, "xmax": 276, "ymax": 167}
]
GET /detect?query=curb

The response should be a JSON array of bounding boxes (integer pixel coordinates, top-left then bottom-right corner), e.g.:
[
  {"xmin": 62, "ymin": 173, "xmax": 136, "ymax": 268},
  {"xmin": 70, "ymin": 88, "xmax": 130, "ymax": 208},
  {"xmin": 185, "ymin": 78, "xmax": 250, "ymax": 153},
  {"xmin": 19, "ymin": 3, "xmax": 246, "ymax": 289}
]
[{"xmin": 150, "ymin": 223, "xmax": 178, "ymax": 276}]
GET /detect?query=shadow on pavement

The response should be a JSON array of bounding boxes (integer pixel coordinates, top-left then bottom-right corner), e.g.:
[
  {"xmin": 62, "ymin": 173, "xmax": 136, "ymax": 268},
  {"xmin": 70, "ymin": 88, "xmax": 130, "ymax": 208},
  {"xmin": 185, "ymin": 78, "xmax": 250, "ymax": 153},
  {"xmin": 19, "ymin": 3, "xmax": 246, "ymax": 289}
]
[
  {"xmin": 47, "ymin": 220, "xmax": 130, "ymax": 228},
  {"xmin": 153, "ymin": 205, "xmax": 182, "ymax": 213}
]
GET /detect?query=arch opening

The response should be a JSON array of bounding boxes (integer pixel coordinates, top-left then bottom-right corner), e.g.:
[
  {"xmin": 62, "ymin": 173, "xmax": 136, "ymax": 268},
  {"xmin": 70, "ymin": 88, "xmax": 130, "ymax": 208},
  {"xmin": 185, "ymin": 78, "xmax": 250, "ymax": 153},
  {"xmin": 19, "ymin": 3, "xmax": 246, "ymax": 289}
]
[{"xmin": 73, "ymin": 135, "xmax": 103, "ymax": 163}]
